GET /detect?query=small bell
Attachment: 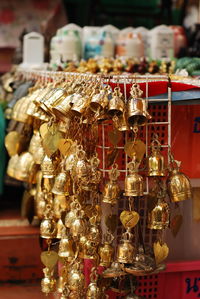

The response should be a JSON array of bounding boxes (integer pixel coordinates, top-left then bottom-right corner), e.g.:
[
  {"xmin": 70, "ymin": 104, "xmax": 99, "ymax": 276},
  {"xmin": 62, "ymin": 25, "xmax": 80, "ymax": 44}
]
[
  {"xmin": 52, "ymin": 171, "xmax": 72, "ymax": 195},
  {"xmin": 99, "ymin": 233, "xmax": 114, "ymax": 267},
  {"xmin": 68, "ymin": 262, "xmax": 85, "ymax": 292},
  {"xmin": 117, "ymin": 230, "xmax": 136, "ymax": 264},
  {"xmin": 90, "ymin": 86, "xmax": 109, "ymax": 113},
  {"xmin": 86, "ymin": 268, "xmax": 101, "ymax": 299},
  {"xmin": 56, "ymin": 219, "xmax": 66, "ymax": 239},
  {"xmin": 41, "ymin": 268, "xmax": 56, "ymax": 295},
  {"xmin": 73, "ymin": 147, "xmax": 90, "ymax": 179},
  {"xmin": 103, "ymin": 163, "xmax": 121, "ymax": 204},
  {"xmin": 41, "ymin": 155, "xmax": 55, "ymax": 178},
  {"xmin": 108, "ymin": 87, "xmax": 125, "ymax": 117},
  {"xmin": 52, "ymin": 94, "xmax": 73, "ymax": 122},
  {"xmin": 127, "ymin": 83, "xmax": 151, "ymax": 126},
  {"xmin": 124, "ymin": 160, "xmax": 144, "ymax": 197},
  {"xmin": 148, "ymin": 136, "xmax": 165, "ymax": 177},
  {"xmin": 54, "ymin": 194, "xmax": 68, "ymax": 219},
  {"xmin": 58, "ymin": 235, "xmax": 75, "ymax": 262},
  {"xmin": 167, "ymin": 158, "xmax": 192, "ymax": 202},
  {"xmin": 40, "ymin": 206, "xmax": 57, "ymax": 239},
  {"xmin": 70, "ymin": 209, "xmax": 87, "ymax": 238},
  {"xmin": 148, "ymin": 197, "xmax": 169, "ymax": 230},
  {"xmin": 65, "ymin": 201, "xmax": 79, "ymax": 228}
]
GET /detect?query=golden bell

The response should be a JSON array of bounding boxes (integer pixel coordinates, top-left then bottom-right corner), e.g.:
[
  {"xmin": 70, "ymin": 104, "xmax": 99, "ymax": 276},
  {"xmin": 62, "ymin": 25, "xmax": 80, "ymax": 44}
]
[
  {"xmin": 70, "ymin": 210, "xmax": 87, "ymax": 237},
  {"xmin": 90, "ymin": 89, "xmax": 109, "ymax": 113},
  {"xmin": 54, "ymin": 195, "xmax": 68, "ymax": 219},
  {"xmin": 32, "ymin": 144, "xmax": 45, "ymax": 165},
  {"xmin": 103, "ymin": 164, "xmax": 121, "ymax": 204},
  {"xmin": 86, "ymin": 268, "xmax": 101, "ymax": 299},
  {"xmin": 99, "ymin": 242, "xmax": 114, "ymax": 267},
  {"xmin": 35, "ymin": 191, "xmax": 46, "ymax": 220},
  {"xmin": 56, "ymin": 218, "xmax": 66, "ymax": 238},
  {"xmin": 74, "ymin": 149, "xmax": 90, "ymax": 179},
  {"xmin": 15, "ymin": 95, "xmax": 32, "ymax": 124},
  {"xmin": 82, "ymin": 239, "xmax": 97, "ymax": 259},
  {"xmin": 12, "ymin": 96, "xmax": 27, "ymax": 122},
  {"xmin": 7, "ymin": 154, "xmax": 19, "ymax": 178},
  {"xmin": 124, "ymin": 161, "xmax": 144, "ymax": 197},
  {"xmin": 70, "ymin": 93, "xmax": 90, "ymax": 117},
  {"xmin": 41, "ymin": 155, "xmax": 55, "ymax": 178},
  {"xmin": 52, "ymin": 171, "xmax": 71, "ymax": 195},
  {"xmin": 148, "ymin": 198, "xmax": 169, "ymax": 230},
  {"xmin": 40, "ymin": 218, "xmax": 57, "ymax": 239},
  {"xmin": 40, "ymin": 88, "xmax": 66, "ymax": 114},
  {"xmin": 65, "ymin": 205, "xmax": 77, "ymax": 228},
  {"xmin": 68, "ymin": 263, "xmax": 85, "ymax": 291},
  {"xmin": 52, "ymin": 94, "xmax": 73, "ymax": 121},
  {"xmin": 58, "ymin": 236, "xmax": 75, "ymax": 261},
  {"xmin": 167, "ymin": 161, "xmax": 192, "ymax": 202},
  {"xmin": 14, "ymin": 152, "xmax": 35, "ymax": 182},
  {"xmin": 108, "ymin": 87, "xmax": 125, "ymax": 117},
  {"xmin": 117, "ymin": 230, "xmax": 136, "ymax": 264},
  {"xmin": 127, "ymin": 84, "xmax": 151, "ymax": 126},
  {"xmin": 148, "ymin": 138, "xmax": 165, "ymax": 177},
  {"xmin": 41, "ymin": 268, "xmax": 56, "ymax": 295}
]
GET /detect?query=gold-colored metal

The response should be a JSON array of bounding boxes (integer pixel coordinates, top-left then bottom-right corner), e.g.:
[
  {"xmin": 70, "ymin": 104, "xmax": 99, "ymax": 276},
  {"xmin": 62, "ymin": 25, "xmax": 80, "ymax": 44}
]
[
  {"xmin": 14, "ymin": 152, "xmax": 35, "ymax": 182},
  {"xmin": 108, "ymin": 87, "xmax": 125, "ymax": 117},
  {"xmin": 117, "ymin": 230, "xmax": 135, "ymax": 264},
  {"xmin": 103, "ymin": 163, "xmax": 121, "ymax": 204},
  {"xmin": 58, "ymin": 235, "xmax": 75, "ymax": 261},
  {"xmin": 167, "ymin": 159, "xmax": 192, "ymax": 202},
  {"xmin": 124, "ymin": 160, "xmax": 144, "ymax": 197},
  {"xmin": 86, "ymin": 268, "xmax": 101, "ymax": 299},
  {"xmin": 127, "ymin": 83, "xmax": 151, "ymax": 126},
  {"xmin": 68, "ymin": 262, "xmax": 85, "ymax": 292},
  {"xmin": 52, "ymin": 94, "xmax": 72, "ymax": 121},
  {"xmin": 7, "ymin": 154, "xmax": 19, "ymax": 178},
  {"xmin": 40, "ymin": 217, "xmax": 57, "ymax": 239},
  {"xmin": 41, "ymin": 155, "xmax": 55, "ymax": 178},
  {"xmin": 148, "ymin": 198, "xmax": 169, "ymax": 230},
  {"xmin": 41, "ymin": 268, "xmax": 56, "ymax": 295},
  {"xmin": 52, "ymin": 171, "xmax": 72, "ymax": 195},
  {"xmin": 99, "ymin": 233, "xmax": 114, "ymax": 267},
  {"xmin": 148, "ymin": 136, "xmax": 165, "ymax": 177}
]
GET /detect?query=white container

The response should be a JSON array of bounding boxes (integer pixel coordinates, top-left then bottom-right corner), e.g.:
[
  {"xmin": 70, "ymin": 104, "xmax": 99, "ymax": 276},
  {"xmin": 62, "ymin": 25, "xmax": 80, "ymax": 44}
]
[
  {"xmin": 61, "ymin": 30, "xmax": 82, "ymax": 62},
  {"xmin": 99, "ymin": 31, "xmax": 115, "ymax": 58},
  {"xmin": 50, "ymin": 29, "xmax": 63, "ymax": 64},
  {"xmin": 22, "ymin": 32, "xmax": 44, "ymax": 68},
  {"xmin": 83, "ymin": 26, "xmax": 101, "ymax": 58},
  {"xmin": 116, "ymin": 32, "xmax": 144, "ymax": 59},
  {"xmin": 101, "ymin": 24, "xmax": 120, "ymax": 42},
  {"xmin": 149, "ymin": 25, "xmax": 174, "ymax": 60},
  {"xmin": 134, "ymin": 26, "xmax": 149, "ymax": 57}
]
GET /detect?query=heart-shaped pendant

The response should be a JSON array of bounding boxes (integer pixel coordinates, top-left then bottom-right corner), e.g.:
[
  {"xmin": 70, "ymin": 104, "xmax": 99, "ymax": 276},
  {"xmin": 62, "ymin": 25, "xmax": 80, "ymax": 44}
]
[
  {"xmin": 120, "ymin": 210, "xmax": 140, "ymax": 229},
  {"xmin": 41, "ymin": 250, "xmax": 58, "ymax": 270}
]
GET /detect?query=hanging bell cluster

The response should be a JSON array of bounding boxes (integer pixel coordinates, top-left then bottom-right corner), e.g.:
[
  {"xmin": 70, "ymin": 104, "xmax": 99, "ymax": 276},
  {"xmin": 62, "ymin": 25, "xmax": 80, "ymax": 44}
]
[{"xmin": 4, "ymin": 70, "xmax": 192, "ymax": 298}]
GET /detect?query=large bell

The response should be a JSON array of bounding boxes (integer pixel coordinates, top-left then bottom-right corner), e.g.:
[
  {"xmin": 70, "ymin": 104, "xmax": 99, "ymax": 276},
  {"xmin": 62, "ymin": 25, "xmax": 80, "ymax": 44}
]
[
  {"xmin": 167, "ymin": 159, "xmax": 192, "ymax": 202},
  {"xmin": 148, "ymin": 198, "xmax": 169, "ymax": 230},
  {"xmin": 148, "ymin": 137, "xmax": 165, "ymax": 177},
  {"xmin": 117, "ymin": 231, "xmax": 136, "ymax": 264},
  {"xmin": 124, "ymin": 161, "xmax": 143, "ymax": 197}
]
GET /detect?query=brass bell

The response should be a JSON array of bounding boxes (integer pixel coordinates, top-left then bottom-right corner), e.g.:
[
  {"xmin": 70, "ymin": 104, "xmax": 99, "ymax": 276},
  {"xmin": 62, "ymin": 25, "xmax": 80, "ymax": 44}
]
[
  {"xmin": 148, "ymin": 136, "xmax": 165, "ymax": 177},
  {"xmin": 103, "ymin": 163, "xmax": 121, "ymax": 204},
  {"xmin": 127, "ymin": 83, "xmax": 151, "ymax": 126},
  {"xmin": 82, "ymin": 239, "xmax": 97, "ymax": 259},
  {"xmin": 86, "ymin": 268, "xmax": 101, "ymax": 299},
  {"xmin": 28, "ymin": 131, "xmax": 42, "ymax": 155},
  {"xmin": 14, "ymin": 152, "xmax": 35, "ymax": 182},
  {"xmin": 32, "ymin": 144, "xmax": 45, "ymax": 165},
  {"xmin": 65, "ymin": 201, "xmax": 78, "ymax": 228},
  {"xmin": 148, "ymin": 197, "xmax": 169, "ymax": 230},
  {"xmin": 40, "ymin": 217, "xmax": 57, "ymax": 239},
  {"xmin": 52, "ymin": 171, "xmax": 71, "ymax": 195},
  {"xmin": 70, "ymin": 92, "xmax": 90, "ymax": 117},
  {"xmin": 117, "ymin": 230, "xmax": 136, "ymax": 264},
  {"xmin": 41, "ymin": 155, "xmax": 55, "ymax": 178},
  {"xmin": 56, "ymin": 219, "xmax": 66, "ymax": 238},
  {"xmin": 68, "ymin": 262, "xmax": 85, "ymax": 291},
  {"xmin": 90, "ymin": 87, "xmax": 109, "ymax": 113},
  {"xmin": 167, "ymin": 158, "xmax": 192, "ymax": 202},
  {"xmin": 124, "ymin": 160, "xmax": 144, "ymax": 197},
  {"xmin": 70, "ymin": 210, "xmax": 87, "ymax": 238},
  {"xmin": 52, "ymin": 94, "xmax": 73, "ymax": 121},
  {"xmin": 41, "ymin": 268, "xmax": 56, "ymax": 295},
  {"xmin": 58, "ymin": 235, "xmax": 75, "ymax": 262},
  {"xmin": 99, "ymin": 233, "xmax": 114, "ymax": 267},
  {"xmin": 41, "ymin": 88, "xmax": 66, "ymax": 114},
  {"xmin": 108, "ymin": 87, "xmax": 125, "ymax": 117},
  {"xmin": 74, "ymin": 147, "xmax": 90, "ymax": 179}
]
